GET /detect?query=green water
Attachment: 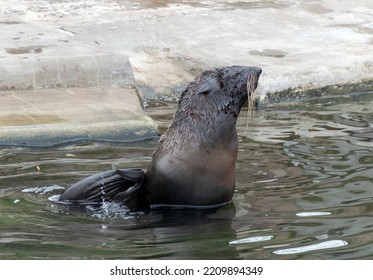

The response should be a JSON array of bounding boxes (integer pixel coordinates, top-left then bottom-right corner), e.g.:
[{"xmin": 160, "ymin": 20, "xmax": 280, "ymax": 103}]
[{"xmin": 0, "ymin": 93, "xmax": 372, "ymax": 259}]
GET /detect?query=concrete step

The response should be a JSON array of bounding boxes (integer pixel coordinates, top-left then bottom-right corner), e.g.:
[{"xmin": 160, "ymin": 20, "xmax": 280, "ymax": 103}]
[{"xmin": 0, "ymin": 87, "xmax": 159, "ymax": 147}]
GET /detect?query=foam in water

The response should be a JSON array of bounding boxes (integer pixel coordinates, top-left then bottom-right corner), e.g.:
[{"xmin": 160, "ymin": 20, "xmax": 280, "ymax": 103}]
[{"xmin": 22, "ymin": 185, "xmax": 65, "ymax": 194}]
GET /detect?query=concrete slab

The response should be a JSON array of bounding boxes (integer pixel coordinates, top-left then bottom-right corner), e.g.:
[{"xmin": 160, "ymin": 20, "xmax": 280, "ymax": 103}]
[
  {"xmin": 0, "ymin": 53, "xmax": 135, "ymax": 91},
  {"xmin": 0, "ymin": 88, "xmax": 158, "ymax": 146},
  {"xmin": 1, "ymin": 0, "xmax": 372, "ymax": 102}
]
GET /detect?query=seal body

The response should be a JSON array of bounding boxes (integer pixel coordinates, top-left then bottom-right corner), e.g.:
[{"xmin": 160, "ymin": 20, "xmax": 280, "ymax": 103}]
[{"xmin": 59, "ymin": 66, "xmax": 262, "ymax": 210}]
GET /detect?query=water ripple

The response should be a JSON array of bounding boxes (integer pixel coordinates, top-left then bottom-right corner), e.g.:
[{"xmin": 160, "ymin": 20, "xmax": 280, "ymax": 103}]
[{"xmin": 0, "ymin": 94, "xmax": 372, "ymax": 259}]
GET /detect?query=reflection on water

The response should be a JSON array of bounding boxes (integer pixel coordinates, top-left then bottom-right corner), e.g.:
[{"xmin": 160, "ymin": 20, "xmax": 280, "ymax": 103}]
[
  {"xmin": 273, "ymin": 240, "xmax": 349, "ymax": 255},
  {"xmin": 0, "ymin": 92, "xmax": 372, "ymax": 259}
]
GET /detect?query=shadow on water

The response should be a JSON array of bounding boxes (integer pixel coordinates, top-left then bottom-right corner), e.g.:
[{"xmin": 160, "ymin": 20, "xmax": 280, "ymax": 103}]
[{"xmin": 0, "ymin": 92, "xmax": 372, "ymax": 259}]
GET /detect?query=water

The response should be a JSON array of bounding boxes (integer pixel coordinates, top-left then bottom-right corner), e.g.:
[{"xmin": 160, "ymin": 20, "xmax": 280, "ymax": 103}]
[{"xmin": 0, "ymin": 93, "xmax": 372, "ymax": 259}]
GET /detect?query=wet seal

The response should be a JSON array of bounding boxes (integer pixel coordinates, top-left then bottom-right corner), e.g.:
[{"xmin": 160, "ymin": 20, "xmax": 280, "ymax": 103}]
[{"xmin": 59, "ymin": 66, "xmax": 262, "ymax": 210}]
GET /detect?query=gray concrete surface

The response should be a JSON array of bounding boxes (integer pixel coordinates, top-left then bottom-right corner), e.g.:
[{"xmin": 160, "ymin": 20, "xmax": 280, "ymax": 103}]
[
  {"xmin": 1, "ymin": 0, "xmax": 373, "ymax": 99},
  {"xmin": 1, "ymin": 0, "xmax": 373, "ymax": 145},
  {"xmin": 0, "ymin": 87, "xmax": 158, "ymax": 146}
]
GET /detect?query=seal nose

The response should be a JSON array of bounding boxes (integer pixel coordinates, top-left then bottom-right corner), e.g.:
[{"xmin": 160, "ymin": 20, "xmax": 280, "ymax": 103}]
[{"xmin": 252, "ymin": 67, "xmax": 262, "ymax": 78}]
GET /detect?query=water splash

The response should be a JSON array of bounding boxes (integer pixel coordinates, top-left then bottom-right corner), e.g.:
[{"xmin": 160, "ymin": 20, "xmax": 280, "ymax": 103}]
[
  {"xmin": 90, "ymin": 201, "xmax": 133, "ymax": 220},
  {"xmin": 100, "ymin": 171, "xmax": 106, "ymax": 205}
]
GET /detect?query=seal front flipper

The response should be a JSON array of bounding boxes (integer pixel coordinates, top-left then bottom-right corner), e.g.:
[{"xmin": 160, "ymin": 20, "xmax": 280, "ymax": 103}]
[{"xmin": 59, "ymin": 168, "xmax": 146, "ymax": 210}]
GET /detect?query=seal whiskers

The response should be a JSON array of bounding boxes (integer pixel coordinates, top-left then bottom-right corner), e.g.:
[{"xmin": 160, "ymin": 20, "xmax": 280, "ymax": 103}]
[{"xmin": 243, "ymin": 73, "xmax": 258, "ymax": 133}]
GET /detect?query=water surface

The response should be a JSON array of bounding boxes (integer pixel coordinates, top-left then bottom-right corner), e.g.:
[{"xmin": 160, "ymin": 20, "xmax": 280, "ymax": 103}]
[{"xmin": 0, "ymin": 93, "xmax": 372, "ymax": 259}]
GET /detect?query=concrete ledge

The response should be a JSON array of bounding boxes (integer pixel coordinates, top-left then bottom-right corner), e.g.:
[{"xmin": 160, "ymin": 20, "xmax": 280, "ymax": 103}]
[
  {"xmin": 0, "ymin": 88, "xmax": 159, "ymax": 147},
  {"xmin": 2, "ymin": 0, "xmax": 373, "ymax": 101},
  {"xmin": 0, "ymin": 53, "xmax": 135, "ymax": 91},
  {"xmin": 0, "ymin": 120, "xmax": 158, "ymax": 147}
]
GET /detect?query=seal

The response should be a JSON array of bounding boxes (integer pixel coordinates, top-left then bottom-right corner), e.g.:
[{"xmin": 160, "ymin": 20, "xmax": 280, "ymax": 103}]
[{"xmin": 59, "ymin": 65, "xmax": 262, "ymax": 210}]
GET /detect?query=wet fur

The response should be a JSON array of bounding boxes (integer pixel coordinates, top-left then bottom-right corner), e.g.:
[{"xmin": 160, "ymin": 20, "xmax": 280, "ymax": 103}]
[
  {"xmin": 143, "ymin": 66, "xmax": 262, "ymax": 207},
  {"xmin": 157, "ymin": 66, "xmax": 260, "ymax": 155},
  {"xmin": 59, "ymin": 66, "xmax": 262, "ymax": 210}
]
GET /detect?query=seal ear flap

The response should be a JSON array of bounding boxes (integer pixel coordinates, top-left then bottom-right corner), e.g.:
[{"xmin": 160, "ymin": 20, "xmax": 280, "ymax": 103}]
[{"xmin": 196, "ymin": 76, "xmax": 221, "ymax": 96}]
